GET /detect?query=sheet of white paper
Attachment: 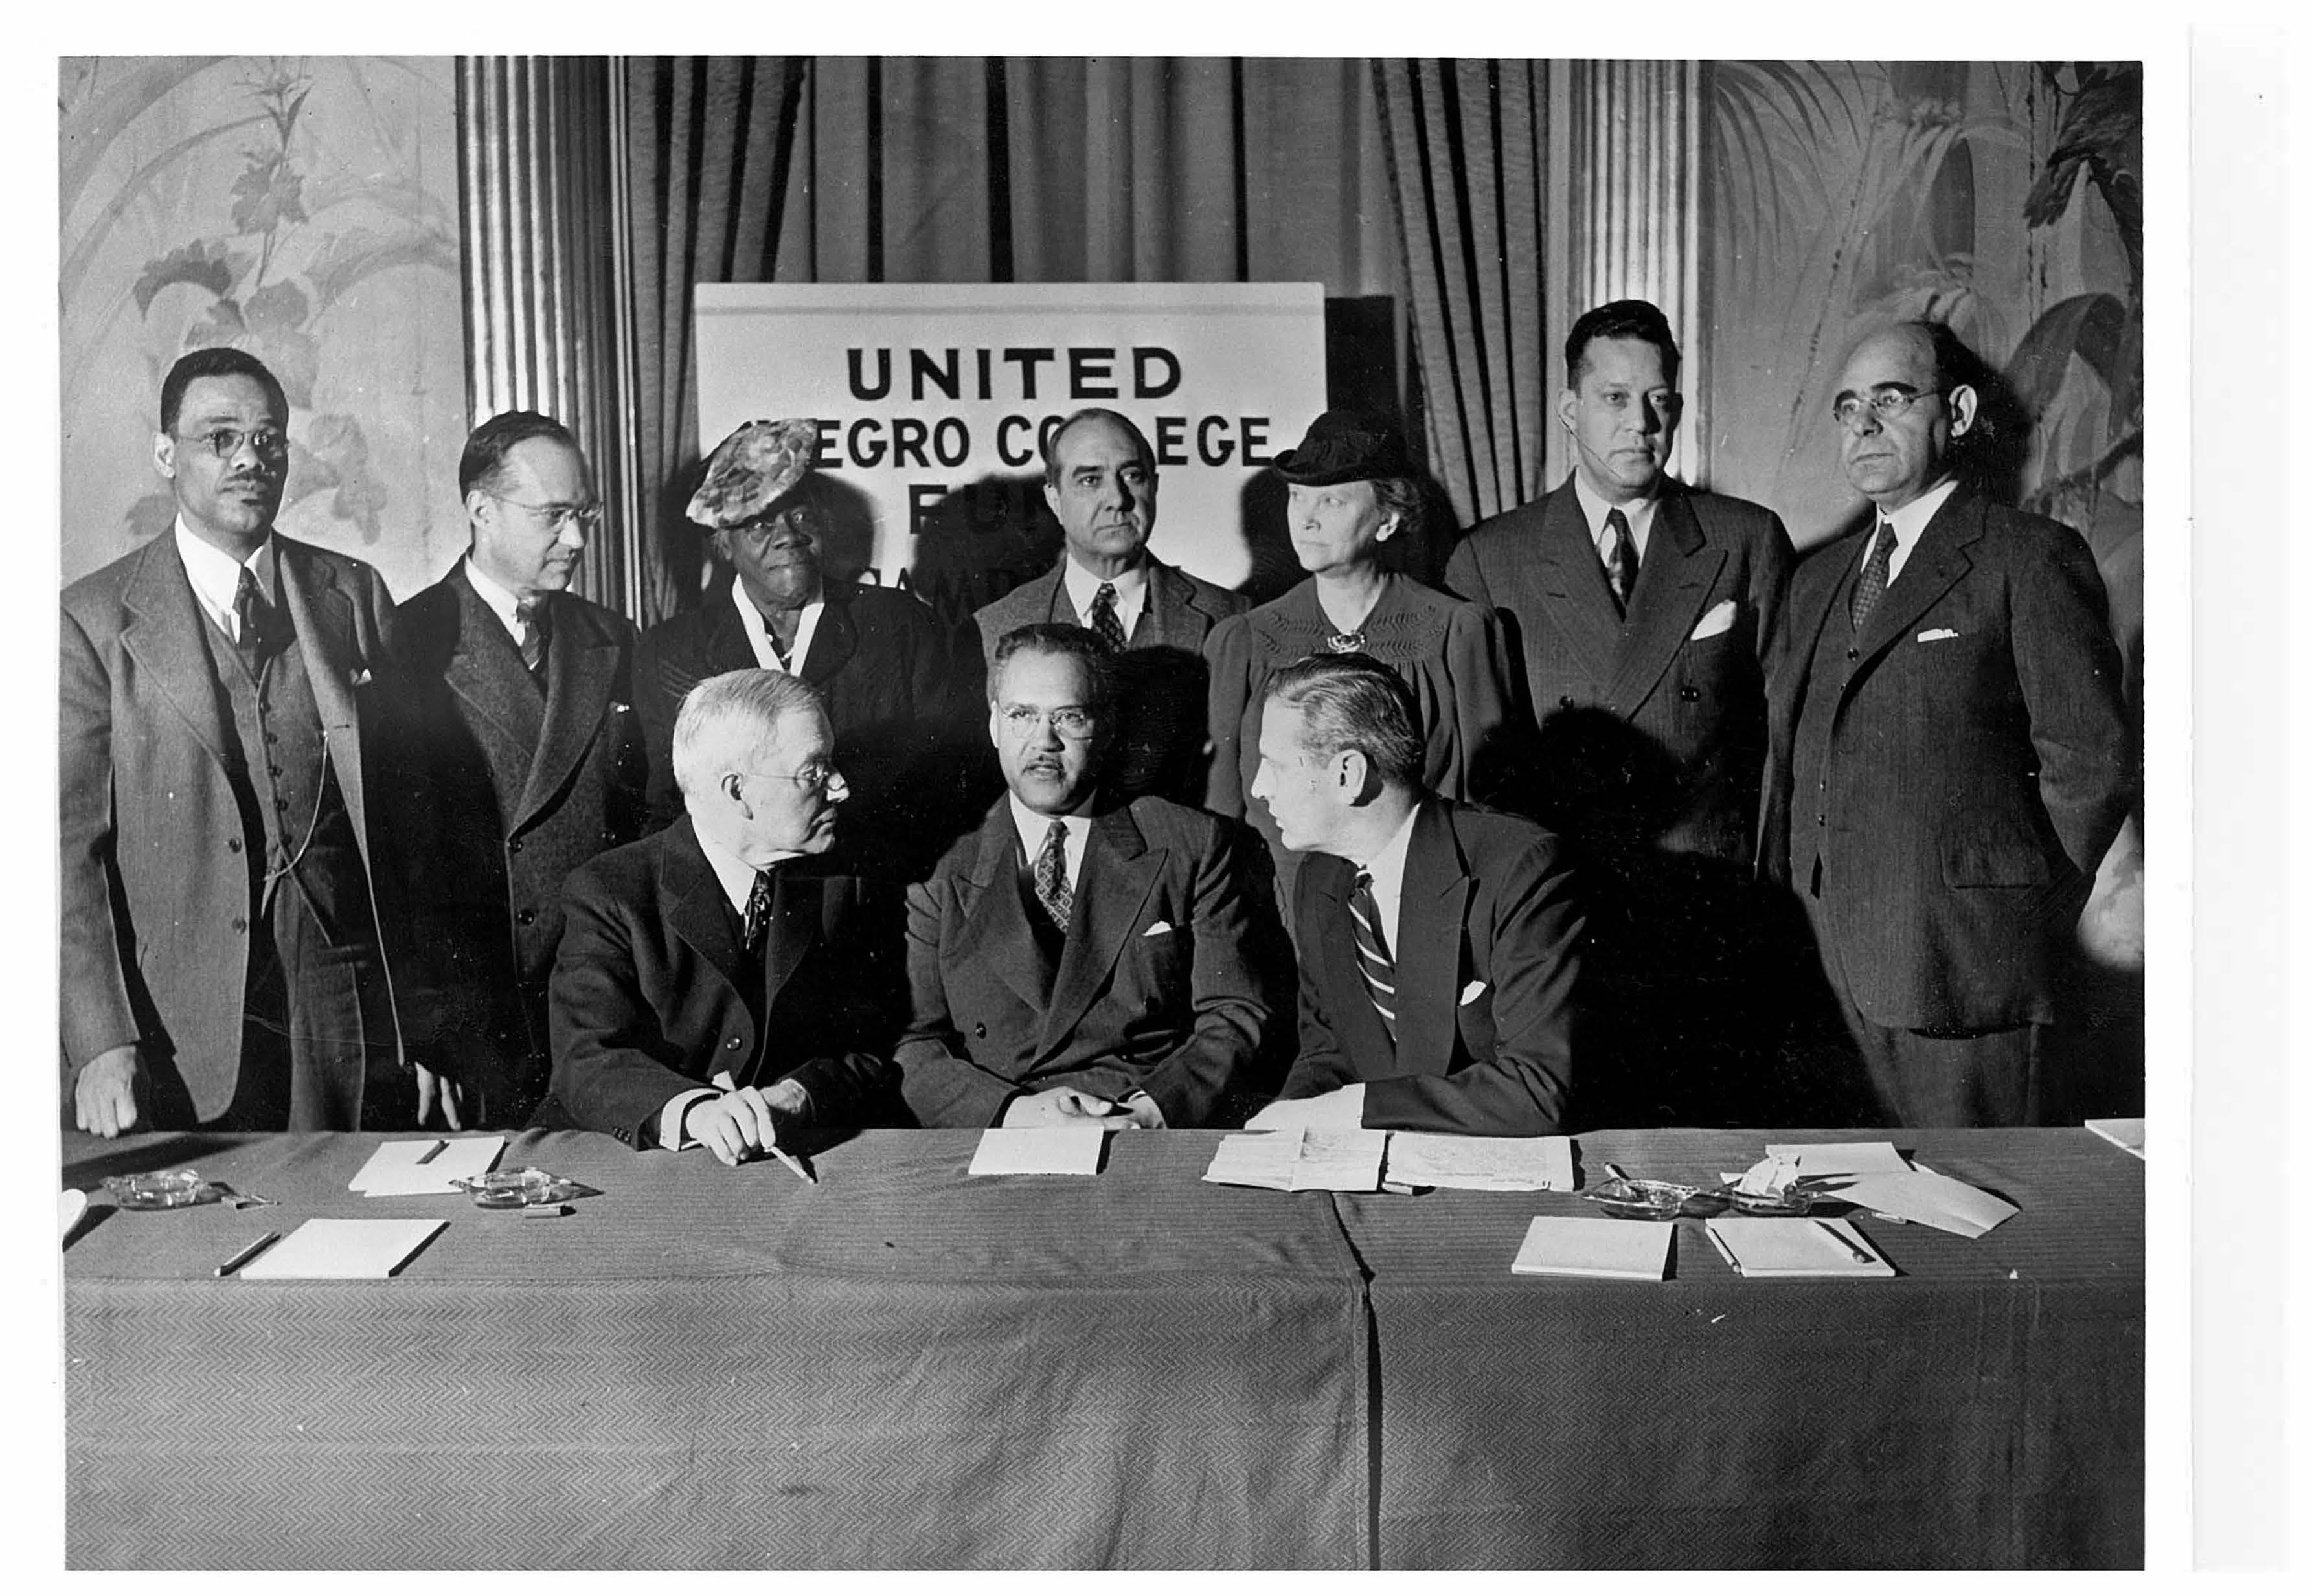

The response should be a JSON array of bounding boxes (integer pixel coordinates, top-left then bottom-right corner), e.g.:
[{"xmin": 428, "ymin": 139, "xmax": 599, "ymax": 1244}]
[
  {"xmin": 1510, "ymin": 1215, "xmax": 1673, "ymax": 1279},
  {"xmin": 1763, "ymin": 1141, "xmax": 1912, "ymax": 1175},
  {"xmin": 350, "ymin": 1136, "xmax": 507, "ymax": 1196},
  {"xmin": 1387, "ymin": 1132, "xmax": 1574, "ymax": 1191},
  {"xmin": 238, "ymin": 1217, "xmax": 447, "ymax": 1279},
  {"xmin": 1202, "ymin": 1130, "xmax": 1302, "ymax": 1190},
  {"xmin": 967, "ymin": 1125, "xmax": 1107, "ymax": 1176},
  {"xmin": 1823, "ymin": 1167, "xmax": 2019, "ymax": 1237},
  {"xmin": 2084, "ymin": 1118, "xmax": 2146, "ymax": 1160},
  {"xmin": 1705, "ymin": 1216, "xmax": 1894, "ymax": 1277},
  {"xmin": 1287, "ymin": 1129, "xmax": 1389, "ymax": 1191}
]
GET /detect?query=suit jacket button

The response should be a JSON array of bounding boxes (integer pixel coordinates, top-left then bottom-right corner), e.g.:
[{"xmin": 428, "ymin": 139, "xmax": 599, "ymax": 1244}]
[
  {"xmin": 231, "ymin": 916, "xmax": 248, "ymax": 932},
  {"xmin": 1846, "ymin": 647, "xmax": 1859, "ymax": 661},
  {"xmin": 1679, "ymin": 685, "xmax": 1699, "ymax": 702},
  {"xmin": 508, "ymin": 838, "xmax": 523, "ymax": 854},
  {"xmin": 1557, "ymin": 695, "xmax": 1575, "ymax": 710},
  {"xmin": 725, "ymin": 1036, "xmax": 743, "ymax": 1050},
  {"xmin": 227, "ymin": 838, "xmax": 242, "ymax": 853},
  {"xmin": 973, "ymin": 1023, "xmax": 988, "ymax": 1038},
  {"xmin": 1815, "ymin": 813, "xmax": 1826, "ymax": 826},
  {"xmin": 516, "ymin": 909, "xmax": 537, "ymax": 927}
]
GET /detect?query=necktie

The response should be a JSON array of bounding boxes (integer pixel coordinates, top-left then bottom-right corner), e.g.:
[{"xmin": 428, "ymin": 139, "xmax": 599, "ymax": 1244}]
[
  {"xmin": 742, "ymin": 868, "xmax": 775, "ymax": 954},
  {"xmin": 1348, "ymin": 871, "xmax": 1398, "ymax": 1044},
  {"xmin": 1089, "ymin": 582, "xmax": 1128, "ymax": 650},
  {"xmin": 232, "ymin": 565, "xmax": 269, "ymax": 655},
  {"xmin": 516, "ymin": 598, "xmax": 549, "ymax": 677},
  {"xmin": 1034, "ymin": 819, "xmax": 1074, "ymax": 934},
  {"xmin": 1604, "ymin": 508, "xmax": 1639, "ymax": 614},
  {"xmin": 1850, "ymin": 518, "xmax": 1896, "ymax": 632}
]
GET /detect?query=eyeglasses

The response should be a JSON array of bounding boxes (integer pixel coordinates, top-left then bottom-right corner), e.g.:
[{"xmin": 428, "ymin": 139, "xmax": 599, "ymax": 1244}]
[
  {"xmin": 179, "ymin": 427, "xmax": 288, "ymax": 462},
  {"xmin": 1830, "ymin": 387, "xmax": 1944, "ymax": 429},
  {"xmin": 488, "ymin": 491, "xmax": 604, "ymax": 532},
  {"xmin": 1000, "ymin": 705, "xmax": 1098, "ymax": 740},
  {"xmin": 759, "ymin": 759, "xmax": 845, "ymax": 795}
]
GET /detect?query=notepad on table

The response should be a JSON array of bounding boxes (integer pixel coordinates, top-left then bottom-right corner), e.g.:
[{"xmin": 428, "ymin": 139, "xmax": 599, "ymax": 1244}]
[
  {"xmin": 1705, "ymin": 1217, "xmax": 1894, "ymax": 1278},
  {"xmin": 1201, "ymin": 1129, "xmax": 1388, "ymax": 1191},
  {"xmin": 2085, "ymin": 1117, "xmax": 2146, "ymax": 1160},
  {"xmin": 1510, "ymin": 1215, "xmax": 1673, "ymax": 1280},
  {"xmin": 1387, "ymin": 1132, "xmax": 1573, "ymax": 1191},
  {"xmin": 968, "ymin": 1125, "xmax": 1107, "ymax": 1176},
  {"xmin": 349, "ymin": 1136, "xmax": 506, "ymax": 1196},
  {"xmin": 238, "ymin": 1218, "xmax": 447, "ymax": 1279}
]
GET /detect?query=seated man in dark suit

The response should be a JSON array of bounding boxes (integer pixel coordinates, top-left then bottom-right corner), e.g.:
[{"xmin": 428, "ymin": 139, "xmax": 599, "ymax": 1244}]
[
  {"xmin": 1246, "ymin": 653, "xmax": 1587, "ymax": 1136},
  {"xmin": 898, "ymin": 624, "xmax": 1271, "ymax": 1128},
  {"xmin": 637, "ymin": 417, "xmax": 962, "ymax": 877},
  {"xmin": 542, "ymin": 669, "xmax": 899, "ymax": 1163}
]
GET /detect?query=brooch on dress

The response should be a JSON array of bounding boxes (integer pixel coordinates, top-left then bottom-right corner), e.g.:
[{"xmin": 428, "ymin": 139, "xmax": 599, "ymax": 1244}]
[{"xmin": 1324, "ymin": 631, "xmax": 1366, "ymax": 653}]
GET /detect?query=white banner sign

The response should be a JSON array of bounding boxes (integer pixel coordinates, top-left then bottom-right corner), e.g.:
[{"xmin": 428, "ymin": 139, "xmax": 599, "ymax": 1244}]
[{"xmin": 694, "ymin": 282, "xmax": 1328, "ymax": 599}]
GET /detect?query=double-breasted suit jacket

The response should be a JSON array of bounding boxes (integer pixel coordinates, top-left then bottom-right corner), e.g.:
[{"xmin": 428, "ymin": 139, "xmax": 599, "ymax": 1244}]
[
  {"xmin": 896, "ymin": 795, "xmax": 1272, "ymax": 1127},
  {"xmin": 390, "ymin": 563, "xmax": 649, "ymax": 1121},
  {"xmin": 59, "ymin": 532, "xmax": 406, "ymax": 1121},
  {"xmin": 543, "ymin": 817, "xmax": 901, "ymax": 1145},
  {"xmin": 1765, "ymin": 486, "xmax": 2132, "ymax": 1030},
  {"xmin": 1446, "ymin": 478, "xmax": 1792, "ymax": 864},
  {"xmin": 1282, "ymin": 799, "xmax": 1587, "ymax": 1136},
  {"xmin": 971, "ymin": 556, "xmax": 1248, "ymax": 804}
]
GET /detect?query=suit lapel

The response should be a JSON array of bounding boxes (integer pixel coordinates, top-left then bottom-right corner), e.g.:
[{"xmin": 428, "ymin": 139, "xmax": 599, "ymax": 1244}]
[
  {"xmin": 1846, "ymin": 490, "xmax": 1982, "ymax": 689},
  {"xmin": 1390, "ymin": 803, "xmax": 1468, "ymax": 1079},
  {"xmin": 277, "ymin": 541, "xmax": 370, "ymax": 839},
  {"xmin": 758, "ymin": 870, "xmax": 821, "ymax": 1023},
  {"xmin": 957, "ymin": 802, "xmax": 1049, "ymax": 1014},
  {"xmin": 117, "ymin": 535, "xmax": 232, "ymax": 771},
  {"xmin": 1308, "ymin": 856, "xmax": 1398, "ymax": 1070},
  {"xmin": 1602, "ymin": 489, "xmax": 1723, "ymax": 715},
  {"xmin": 443, "ymin": 567, "xmax": 547, "ymax": 765},
  {"xmin": 1039, "ymin": 804, "xmax": 1161, "ymax": 1055},
  {"xmin": 1528, "ymin": 487, "xmax": 1626, "ymax": 686},
  {"xmin": 516, "ymin": 594, "xmax": 616, "ymax": 830},
  {"xmin": 800, "ymin": 585, "xmax": 859, "ymax": 688},
  {"xmin": 662, "ymin": 818, "xmax": 746, "ymax": 1008}
]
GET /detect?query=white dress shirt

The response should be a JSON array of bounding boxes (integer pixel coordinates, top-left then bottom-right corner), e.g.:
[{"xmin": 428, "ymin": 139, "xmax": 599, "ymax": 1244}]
[
  {"xmin": 1008, "ymin": 795, "xmax": 1090, "ymax": 891},
  {"xmin": 1350, "ymin": 799, "xmax": 1423, "ymax": 963},
  {"xmin": 1061, "ymin": 556, "xmax": 1148, "ymax": 640},
  {"xmin": 174, "ymin": 519, "xmax": 277, "ymax": 643},
  {"xmin": 462, "ymin": 556, "xmax": 539, "ymax": 651},
  {"xmin": 1571, "ymin": 473, "xmax": 1660, "ymax": 568},
  {"xmin": 1872, "ymin": 475, "xmax": 1960, "ymax": 587},
  {"xmin": 732, "ymin": 577, "xmax": 824, "ymax": 675}
]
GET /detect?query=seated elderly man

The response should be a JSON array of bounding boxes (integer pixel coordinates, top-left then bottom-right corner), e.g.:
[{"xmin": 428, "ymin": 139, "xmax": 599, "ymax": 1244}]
[
  {"xmin": 898, "ymin": 623, "xmax": 1273, "ymax": 1128},
  {"xmin": 538, "ymin": 669, "xmax": 900, "ymax": 1162}
]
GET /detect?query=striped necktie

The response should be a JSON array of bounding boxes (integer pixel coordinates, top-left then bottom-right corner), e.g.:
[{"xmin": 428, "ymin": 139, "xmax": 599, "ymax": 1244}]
[
  {"xmin": 1348, "ymin": 870, "xmax": 1397, "ymax": 1043},
  {"xmin": 516, "ymin": 597, "xmax": 549, "ymax": 677}
]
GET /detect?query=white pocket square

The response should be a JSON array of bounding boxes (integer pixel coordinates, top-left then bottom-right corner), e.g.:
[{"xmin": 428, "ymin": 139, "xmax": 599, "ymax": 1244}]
[
  {"xmin": 1688, "ymin": 600, "xmax": 1737, "ymax": 641},
  {"xmin": 1459, "ymin": 979, "xmax": 1488, "ymax": 1006},
  {"xmin": 1143, "ymin": 921, "xmax": 1174, "ymax": 938},
  {"xmin": 1916, "ymin": 627, "xmax": 1959, "ymax": 643},
  {"xmin": 610, "ymin": 701, "xmax": 632, "ymax": 715},
  {"xmin": 350, "ymin": 668, "xmax": 374, "ymax": 687}
]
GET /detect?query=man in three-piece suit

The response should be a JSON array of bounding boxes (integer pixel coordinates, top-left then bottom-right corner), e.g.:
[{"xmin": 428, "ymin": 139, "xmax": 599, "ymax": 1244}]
[
  {"xmin": 542, "ymin": 670, "xmax": 900, "ymax": 1163},
  {"xmin": 1245, "ymin": 655, "xmax": 1586, "ymax": 1137},
  {"xmin": 637, "ymin": 418, "xmax": 962, "ymax": 878},
  {"xmin": 971, "ymin": 408, "xmax": 1247, "ymax": 804},
  {"xmin": 60, "ymin": 346, "xmax": 453, "ymax": 1134},
  {"xmin": 1447, "ymin": 299, "xmax": 1793, "ymax": 1128},
  {"xmin": 898, "ymin": 624, "xmax": 1271, "ymax": 1129},
  {"xmin": 390, "ymin": 411, "xmax": 650, "ymax": 1126},
  {"xmin": 1766, "ymin": 320, "xmax": 2131, "ymax": 1127}
]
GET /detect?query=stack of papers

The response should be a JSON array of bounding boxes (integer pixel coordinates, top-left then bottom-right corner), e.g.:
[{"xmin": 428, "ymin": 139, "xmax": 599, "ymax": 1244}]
[
  {"xmin": 1202, "ymin": 1129, "xmax": 1390, "ymax": 1191},
  {"xmin": 1764, "ymin": 1141, "xmax": 2019, "ymax": 1239},
  {"xmin": 967, "ymin": 1125, "xmax": 1107, "ymax": 1176},
  {"xmin": 1705, "ymin": 1217, "xmax": 1894, "ymax": 1279},
  {"xmin": 238, "ymin": 1218, "xmax": 446, "ymax": 1279},
  {"xmin": 348, "ymin": 1136, "xmax": 506, "ymax": 1196},
  {"xmin": 1386, "ymin": 1133, "xmax": 1574, "ymax": 1191},
  {"xmin": 1509, "ymin": 1216, "xmax": 1673, "ymax": 1280}
]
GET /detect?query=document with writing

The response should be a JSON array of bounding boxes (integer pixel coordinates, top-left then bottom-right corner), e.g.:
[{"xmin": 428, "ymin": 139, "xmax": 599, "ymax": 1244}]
[
  {"xmin": 349, "ymin": 1136, "xmax": 506, "ymax": 1197},
  {"xmin": 238, "ymin": 1218, "xmax": 448, "ymax": 1280},
  {"xmin": 1202, "ymin": 1130, "xmax": 1300, "ymax": 1191},
  {"xmin": 967, "ymin": 1125, "xmax": 1107, "ymax": 1176},
  {"xmin": 1387, "ymin": 1132, "xmax": 1573, "ymax": 1191},
  {"xmin": 1201, "ymin": 1129, "xmax": 1388, "ymax": 1191},
  {"xmin": 1510, "ymin": 1216, "xmax": 1673, "ymax": 1280}
]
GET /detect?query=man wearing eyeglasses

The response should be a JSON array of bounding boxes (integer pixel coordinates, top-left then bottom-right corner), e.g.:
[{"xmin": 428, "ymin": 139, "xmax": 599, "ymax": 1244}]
[
  {"xmin": 1765, "ymin": 320, "xmax": 2131, "ymax": 1127},
  {"xmin": 897, "ymin": 624, "xmax": 1271, "ymax": 1128},
  {"xmin": 386, "ymin": 411, "xmax": 650, "ymax": 1125},
  {"xmin": 539, "ymin": 669, "xmax": 901, "ymax": 1161},
  {"xmin": 60, "ymin": 346, "xmax": 448, "ymax": 1134}
]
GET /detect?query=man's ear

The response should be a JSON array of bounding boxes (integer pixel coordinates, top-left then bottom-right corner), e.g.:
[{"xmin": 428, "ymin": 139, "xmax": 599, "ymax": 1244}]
[
  {"xmin": 1945, "ymin": 383, "xmax": 1978, "ymax": 439},
  {"xmin": 153, "ymin": 431, "xmax": 177, "ymax": 482},
  {"xmin": 720, "ymin": 770, "xmax": 749, "ymax": 816},
  {"xmin": 1555, "ymin": 387, "xmax": 1579, "ymax": 435}
]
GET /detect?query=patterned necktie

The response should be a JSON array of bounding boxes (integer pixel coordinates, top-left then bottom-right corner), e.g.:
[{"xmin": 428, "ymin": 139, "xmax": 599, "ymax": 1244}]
[
  {"xmin": 1034, "ymin": 818, "xmax": 1074, "ymax": 934},
  {"xmin": 516, "ymin": 598, "xmax": 549, "ymax": 677},
  {"xmin": 1348, "ymin": 871, "xmax": 1398, "ymax": 1044},
  {"xmin": 232, "ymin": 565, "xmax": 269, "ymax": 656},
  {"xmin": 1850, "ymin": 517, "xmax": 1896, "ymax": 632},
  {"xmin": 742, "ymin": 868, "xmax": 775, "ymax": 954},
  {"xmin": 1604, "ymin": 507, "xmax": 1639, "ymax": 614},
  {"xmin": 1089, "ymin": 582, "xmax": 1128, "ymax": 650}
]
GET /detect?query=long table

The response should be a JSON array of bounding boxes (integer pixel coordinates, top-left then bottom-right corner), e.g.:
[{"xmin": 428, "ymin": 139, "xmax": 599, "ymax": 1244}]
[{"xmin": 62, "ymin": 1127, "xmax": 2142, "ymax": 1568}]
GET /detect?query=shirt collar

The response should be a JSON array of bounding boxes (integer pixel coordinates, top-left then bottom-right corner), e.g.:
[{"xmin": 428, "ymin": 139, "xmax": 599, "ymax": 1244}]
[
  {"xmin": 174, "ymin": 517, "xmax": 276, "ymax": 627},
  {"xmin": 1061, "ymin": 555, "xmax": 1149, "ymax": 629},
  {"xmin": 1008, "ymin": 792, "xmax": 1091, "ymax": 860},
  {"xmin": 731, "ymin": 577, "xmax": 825, "ymax": 674},
  {"xmin": 692, "ymin": 818, "xmax": 803, "ymax": 916},
  {"xmin": 1355, "ymin": 797, "xmax": 1422, "ymax": 898},
  {"xmin": 462, "ymin": 554, "xmax": 530, "ymax": 640},
  {"xmin": 1877, "ymin": 475, "xmax": 1961, "ymax": 552},
  {"xmin": 1570, "ymin": 472, "xmax": 1659, "ymax": 555}
]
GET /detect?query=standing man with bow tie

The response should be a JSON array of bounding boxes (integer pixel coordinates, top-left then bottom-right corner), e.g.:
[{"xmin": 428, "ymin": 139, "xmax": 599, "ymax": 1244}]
[
  {"xmin": 1765, "ymin": 320, "xmax": 2131, "ymax": 1127},
  {"xmin": 1445, "ymin": 300, "xmax": 1793, "ymax": 1128},
  {"xmin": 389, "ymin": 410, "xmax": 650, "ymax": 1125},
  {"xmin": 539, "ymin": 670, "xmax": 901, "ymax": 1160},
  {"xmin": 61, "ymin": 347, "xmax": 445, "ymax": 1134}
]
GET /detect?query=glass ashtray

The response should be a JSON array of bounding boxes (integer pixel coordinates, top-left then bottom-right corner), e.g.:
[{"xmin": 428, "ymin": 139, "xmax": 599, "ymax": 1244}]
[
  {"xmin": 453, "ymin": 1167, "xmax": 584, "ymax": 1209},
  {"xmin": 1725, "ymin": 1184, "xmax": 1817, "ymax": 1217},
  {"xmin": 102, "ymin": 1169, "xmax": 223, "ymax": 1210},
  {"xmin": 1582, "ymin": 1177, "xmax": 1697, "ymax": 1220}
]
